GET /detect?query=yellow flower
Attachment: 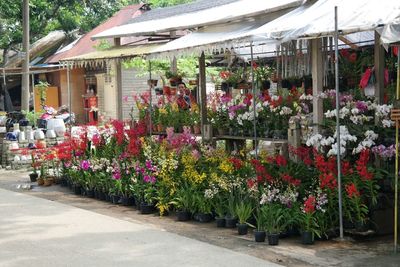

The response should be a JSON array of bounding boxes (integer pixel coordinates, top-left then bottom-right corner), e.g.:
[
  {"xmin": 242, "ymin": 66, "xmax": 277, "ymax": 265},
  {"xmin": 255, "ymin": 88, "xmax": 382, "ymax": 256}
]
[{"xmin": 219, "ymin": 159, "xmax": 234, "ymax": 174}]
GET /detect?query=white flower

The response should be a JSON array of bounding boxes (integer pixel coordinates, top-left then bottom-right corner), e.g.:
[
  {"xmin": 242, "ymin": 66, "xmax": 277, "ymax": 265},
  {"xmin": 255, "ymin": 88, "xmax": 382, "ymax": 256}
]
[
  {"xmin": 364, "ymin": 130, "xmax": 378, "ymax": 140},
  {"xmin": 339, "ymin": 107, "xmax": 350, "ymax": 119},
  {"xmin": 306, "ymin": 133, "xmax": 322, "ymax": 147},
  {"xmin": 324, "ymin": 110, "xmax": 336, "ymax": 118},
  {"xmin": 321, "ymin": 136, "xmax": 335, "ymax": 146},
  {"xmin": 279, "ymin": 106, "xmax": 293, "ymax": 116},
  {"xmin": 327, "ymin": 143, "xmax": 346, "ymax": 157},
  {"xmin": 382, "ymin": 119, "xmax": 394, "ymax": 128},
  {"xmin": 351, "ymin": 108, "xmax": 360, "ymax": 115}
]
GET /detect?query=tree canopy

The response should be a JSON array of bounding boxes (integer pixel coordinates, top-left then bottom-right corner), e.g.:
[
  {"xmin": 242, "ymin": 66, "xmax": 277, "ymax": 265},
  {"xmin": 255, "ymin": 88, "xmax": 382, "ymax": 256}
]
[{"xmin": 0, "ymin": 0, "xmax": 194, "ymax": 65}]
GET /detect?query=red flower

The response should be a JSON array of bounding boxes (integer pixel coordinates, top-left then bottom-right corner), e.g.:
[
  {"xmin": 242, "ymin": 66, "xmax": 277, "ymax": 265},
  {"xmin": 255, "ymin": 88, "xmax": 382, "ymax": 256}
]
[
  {"xmin": 319, "ymin": 172, "xmax": 337, "ymax": 190},
  {"xmin": 304, "ymin": 196, "xmax": 316, "ymax": 213},
  {"xmin": 341, "ymin": 160, "xmax": 353, "ymax": 176},
  {"xmin": 281, "ymin": 173, "xmax": 301, "ymax": 187},
  {"xmin": 247, "ymin": 179, "xmax": 256, "ymax": 188},
  {"xmin": 355, "ymin": 149, "xmax": 373, "ymax": 181},
  {"xmin": 275, "ymin": 155, "xmax": 287, "ymax": 167},
  {"xmin": 229, "ymin": 158, "xmax": 243, "ymax": 170},
  {"xmin": 345, "ymin": 183, "xmax": 360, "ymax": 198}
]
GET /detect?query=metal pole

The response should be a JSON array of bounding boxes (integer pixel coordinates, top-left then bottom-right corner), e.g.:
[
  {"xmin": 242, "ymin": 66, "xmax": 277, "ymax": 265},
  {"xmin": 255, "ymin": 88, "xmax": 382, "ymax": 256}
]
[
  {"xmin": 21, "ymin": 0, "xmax": 30, "ymax": 111},
  {"xmin": 334, "ymin": 6, "xmax": 344, "ymax": 240},
  {"xmin": 395, "ymin": 46, "xmax": 400, "ymax": 253},
  {"xmin": 250, "ymin": 43, "xmax": 258, "ymax": 159},
  {"xmin": 31, "ymin": 74, "xmax": 35, "ymax": 111},
  {"xmin": 67, "ymin": 64, "xmax": 71, "ymax": 132},
  {"xmin": 148, "ymin": 60, "xmax": 152, "ymax": 136}
]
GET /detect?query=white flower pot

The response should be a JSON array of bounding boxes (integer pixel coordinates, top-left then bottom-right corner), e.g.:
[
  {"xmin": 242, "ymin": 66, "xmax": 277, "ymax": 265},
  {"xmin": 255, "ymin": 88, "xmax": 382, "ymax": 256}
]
[
  {"xmin": 46, "ymin": 129, "xmax": 56, "ymax": 138},
  {"xmin": 34, "ymin": 130, "xmax": 45, "ymax": 140}
]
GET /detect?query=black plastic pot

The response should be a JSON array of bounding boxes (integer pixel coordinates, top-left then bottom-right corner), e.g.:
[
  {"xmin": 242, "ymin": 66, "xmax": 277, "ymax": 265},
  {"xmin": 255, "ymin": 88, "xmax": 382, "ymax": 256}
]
[
  {"xmin": 140, "ymin": 202, "xmax": 155, "ymax": 214},
  {"xmin": 29, "ymin": 173, "xmax": 38, "ymax": 183},
  {"xmin": 237, "ymin": 223, "xmax": 248, "ymax": 235},
  {"xmin": 301, "ymin": 231, "xmax": 314, "ymax": 245},
  {"xmin": 268, "ymin": 233, "xmax": 280, "ymax": 245},
  {"xmin": 355, "ymin": 221, "xmax": 369, "ymax": 232},
  {"xmin": 176, "ymin": 210, "xmax": 191, "ymax": 221},
  {"xmin": 86, "ymin": 189, "xmax": 95, "ymax": 198},
  {"xmin": 98, "ymin": 191, "xmax": 106, "ymax": 201},
  {"xmin": 198, "ymin": 213, "xmax": 213, "ymax": 223},
  {"xmin": 121, "ymin": 196, "xmax": 130, "ymax": 206},
  {"xmin": 73, "ymin": 185, "xmax": 82, "ymax": 195},
  {"xmin": 215, "ymin": 217, "xmax": 226, "ymax": 228},
  {"xmin": 254, "ymin": 230, "xmax": 266, "ymax": 242},
  {"xmin": 262, "ymin": 80, "xmax": 271, "ymax": 90},
  {"xmin": 105, "ymin": 194, "xmax": 111, "ymax": 202},
  {"xmin": 225, "ymin": 217, "xmax": 237, "ymax": 228},
  {"xmin": 111, "ymin": 195, "xmax": 120, "ymax": 204}
]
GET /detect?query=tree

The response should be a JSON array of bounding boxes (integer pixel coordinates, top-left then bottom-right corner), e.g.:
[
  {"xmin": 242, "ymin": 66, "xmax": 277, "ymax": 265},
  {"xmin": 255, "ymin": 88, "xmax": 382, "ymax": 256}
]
[{"xmin": 0, "ymin": 0, "xmax": 195, "ymax": 66}]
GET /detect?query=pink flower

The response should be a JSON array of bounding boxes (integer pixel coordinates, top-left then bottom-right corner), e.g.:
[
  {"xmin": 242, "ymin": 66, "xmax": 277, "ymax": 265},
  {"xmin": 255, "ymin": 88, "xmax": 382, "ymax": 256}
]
[{"xmin": 80, "ymin": 160, "xmax": 90, "ymax": 171}]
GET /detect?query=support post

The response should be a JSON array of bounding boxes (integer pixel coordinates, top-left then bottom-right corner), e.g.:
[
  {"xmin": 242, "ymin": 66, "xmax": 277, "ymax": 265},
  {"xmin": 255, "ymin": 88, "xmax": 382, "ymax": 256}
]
[
  {"xmin": 67, "ymin": 64, "xmax": 71, "ymax": 131},
  {"xmin": 114, "ymin": 38, "xmax": 123, "ymax": 120},
  {"xmin": 250, "ymin": 43, "xmax": 258, "ymax": 159},
  {"xmin": 311, "ymin": 38, "xmax": 324, "ymax": 133},
  {"xmin": 21, "ymin": 0, "xmax": 30, "ymax": 111},
  {"xmin": 334, "ymin": 6, "xmax": 344, "ymax": 240},
  {"xmin": 374, "ymin": 31, "xmax": 385, "ymax": 104},
  {"xmin": 199, "ymin": 52, "xmax": 207, "ymax": 140}
]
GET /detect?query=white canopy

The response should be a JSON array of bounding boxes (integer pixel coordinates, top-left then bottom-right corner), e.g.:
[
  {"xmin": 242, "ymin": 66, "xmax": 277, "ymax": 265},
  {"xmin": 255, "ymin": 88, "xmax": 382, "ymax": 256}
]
[
  {"xmin": 245, "ymin": 0, "xmax": 400, "ymax": 42},
  {"xmin": 149, "ymin": 16, "xmax": 279, "ymax": 58},
  {"xmin": 380, "ymin": 24, "xmax": 400, "ymax": 44},
  {"xmin": 92, "ymin": 0, "xmax": 303, "ymax": 40}
]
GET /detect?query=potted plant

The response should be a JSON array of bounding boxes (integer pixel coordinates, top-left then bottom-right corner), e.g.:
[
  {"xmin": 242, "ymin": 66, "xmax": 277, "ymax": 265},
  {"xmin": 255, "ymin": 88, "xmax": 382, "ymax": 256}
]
[
  {"xmin": 262, "ymin": 203, "xmax": 291, "ymax": 246},
  {"xmin": 212, "ymin": 194, "xmax": 227, "ymax": 227},
  {"xmin": 173, "ymin": 186, "xmax": 193, "ymax": 221},
  {"xmin": 345, "ymin": 183, "xmax": 369, "ymax": 232},
  {"xmin": 225, "ymin": 193, "xmax": 238, "ymax": 228},
  {"xmin": 235, "ymin": 201, "xmax": 253, "ymax": 235},
  {"xmin": 29, "ymin": 153, "xmax": 39, "ymax": 182},
  {"xmin": 300, "ymin": 195, "xmax": 321, "ymax": 245},
  {"xmin": 195, "ymin": 192, "xmax": 213, "ymax": 223},
  {"xmin": 252, "ymin": 207, "xmax": 267, "ymax": 242}
]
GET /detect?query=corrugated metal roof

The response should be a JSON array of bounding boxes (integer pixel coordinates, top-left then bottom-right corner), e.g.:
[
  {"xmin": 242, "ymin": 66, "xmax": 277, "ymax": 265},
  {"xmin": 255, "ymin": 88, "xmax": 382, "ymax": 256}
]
[
  {"xmin": 125, "ymin": 0, "xmax": 240, "ymax": 24},
  {"xmin": 46, "ymin": 4, "xmax": 147, "ymax": 63},
  {"xmin": 92, "ymin": 0, "xmax": 303, "ymax": 40},
  {"xmin": 61, "ymin": 43, "xmax": 163, "ymax": 68}
]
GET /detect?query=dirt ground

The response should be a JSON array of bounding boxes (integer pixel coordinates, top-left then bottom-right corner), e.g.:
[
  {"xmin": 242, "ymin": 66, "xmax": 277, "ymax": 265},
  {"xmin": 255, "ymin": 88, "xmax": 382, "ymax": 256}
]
[{"xmin": 1, "ymin": 169, "xmax": 399, "ymax": 267}]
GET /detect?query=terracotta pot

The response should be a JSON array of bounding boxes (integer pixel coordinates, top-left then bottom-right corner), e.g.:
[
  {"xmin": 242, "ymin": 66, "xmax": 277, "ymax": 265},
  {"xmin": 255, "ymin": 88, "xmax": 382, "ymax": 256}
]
[
  {"xmin": 163, "ymin": 86, "xmax": 171, "ymax": 95},
  {"xmin": 37, "ymin": 177, "xmax": 44, "ymax": 186},
  {"xmin": 43, "ymin": 179, "xmax": 52, "ymax": 186},
  {"xmin": 193, "ymin": 125, "xmax": 201, "ymax": 134},
  {"xmin": 170, "ymin": 88, "xmax": 177, "ymax": 95},
  {"xmin": 157, "ymin": 124, "xmax": 164, "ymax": 133}
]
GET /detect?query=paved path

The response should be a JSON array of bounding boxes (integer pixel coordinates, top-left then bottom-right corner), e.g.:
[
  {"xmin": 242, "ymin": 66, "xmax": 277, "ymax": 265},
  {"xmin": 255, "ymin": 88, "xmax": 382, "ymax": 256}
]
[{"xmin": 0, "ymin": 188, "xmax": 281, "ymax": 267}]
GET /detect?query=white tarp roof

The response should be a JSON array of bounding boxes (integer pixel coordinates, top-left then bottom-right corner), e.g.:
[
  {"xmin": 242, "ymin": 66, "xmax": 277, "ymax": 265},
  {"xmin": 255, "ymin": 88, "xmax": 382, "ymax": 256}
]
[
  {"xmin": 92, "ymin": 0, "xmax": 303, "ymax": 40},
  {"xmin": 244, "ymin": 0, "xmax": 400, "ymax": 42},
  {"xmin": 381, "ymin": 24, "xmax": 400, "ymax": 44},
  {"xmin": 149, "ymin": 15, "xmax": 279, "ymax": 58}
]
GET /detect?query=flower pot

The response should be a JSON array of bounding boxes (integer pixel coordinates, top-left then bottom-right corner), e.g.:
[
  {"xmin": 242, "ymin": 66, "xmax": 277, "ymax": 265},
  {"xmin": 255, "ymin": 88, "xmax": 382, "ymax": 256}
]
[
  {"xmin": 43, "ymin": 179, "xmax": 52, "ymax": 187},
  {"xmin": 163, "ymin": 86, "xmax": 171, "ymax": 95},
  {"xmin": 225, "ymin": 217, "xmax": 237, "ymax": 228},
  {"xmin": 157, "ymin": 124, "xmax": 164, "ymax": 133},
  {"xmin": 198, "ymin": 213, "xmax": 213, "ymax": 223},
  {"xmin": 217, "ymin": 128, "xmax": 227, "ymax": 136},
  {"xmin": 140, "ymin": 202, "xmax": 155, "ymax": 214},
  {"xmin": 37, "ymin": 177, "xmax": 44, "ymax": 186},
  {"xmin": 105, "ymin": 194, "xmax": 111, "ymax": 202},
  {"xmin": 267, "ymin": 233, "xmax": 280, "ymax": 245},
  {"xmin": 355, "ymin": 221, "xmax": 369, "ymax": 232},
  {"xmin": 254, "ymin": 230, "xmax": 266, "ymax": 242},
  {"xmin": 98, "ymin": 191, "xmax": 106, "ymax": 201},
  {"xmin": 176, "ymin": 210, "xmax": 191, "ymax": 221},
  {"xmin": 262, "ymin": 80, "xmax": 271, "ymax": 90},
  {"xmin": 237, "ymin": 223, "xmax": 248, "ymax": 235},
  {"xmin": 170, "ymin": 88, "xmax": 177, "ymax": 95},
  {"xmin": 73, "ymin": 184, "xmax": 82, "ymax": 195},
  {"xmin": 86, "ymin": 189, "xmax": 95, "ymax": 198},
  {"xmin": 193, "ymin": 125, "xmax": 201, "ymax": 135},
  {"xmin": 147, "ymin": 79, "xmax": 158, "ymax": 87},
  {"xmin": 121, "ymin": 196, "xmax": 131, "ymax": 206},
  {"xmin": 29, "ymin": 173, "xmax": 38, "ymax": 182},
  {"xmin": 301, "ymin": 231, "xmax": 314, "ymax": 245},
  {"xmin": 111, "ymin": 195, "xmax": 121, "ymax": 204},
  {"xmin": 215, "ymin": 217, "xmax": 226, "ymax": 228}
]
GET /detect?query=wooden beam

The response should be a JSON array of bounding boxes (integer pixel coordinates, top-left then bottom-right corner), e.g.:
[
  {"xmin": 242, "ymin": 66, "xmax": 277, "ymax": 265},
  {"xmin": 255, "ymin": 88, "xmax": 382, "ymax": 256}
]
[
  {"xmin": 311, "ymin": 38, "xmax": 324, "ymax": 132},
  {"xmin": 115, "ymin": 59, "xmax": 123, "ymax": 120},
  {"xmin": 338, "ymin": 36, "xmax": 359, "ymax": 50},
  {"xmin": 199, "ymin": 52, "xmax": 207, "ymax": 139},
  {"xmin": 374, "ymin": 31, "xmax": 385, "ymax": 104}
]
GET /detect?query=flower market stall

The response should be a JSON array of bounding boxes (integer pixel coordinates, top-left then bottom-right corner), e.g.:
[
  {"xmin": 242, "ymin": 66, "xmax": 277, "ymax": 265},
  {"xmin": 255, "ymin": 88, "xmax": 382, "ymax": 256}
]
[{"xmin": 19, "ymin": 0, "xmax": 400, "ymax": 250}]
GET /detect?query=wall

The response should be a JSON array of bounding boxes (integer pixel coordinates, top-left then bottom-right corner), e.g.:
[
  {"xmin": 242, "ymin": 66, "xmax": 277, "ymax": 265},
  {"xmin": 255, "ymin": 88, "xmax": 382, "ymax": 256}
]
[
  {"xmin": 121, "ymin": 66, "xmax": 149, "ymax": 121},
  {"xmin": 101, "ymin": 62, "xmax": 118, "ymax": 120},
  {"xmin": 59, "ymin": 68, "xmax": 85, "ymax": 123}
]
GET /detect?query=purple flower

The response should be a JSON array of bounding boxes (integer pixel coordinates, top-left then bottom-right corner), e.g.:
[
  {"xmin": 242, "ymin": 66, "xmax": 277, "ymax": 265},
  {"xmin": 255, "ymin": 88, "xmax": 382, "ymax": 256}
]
[
  {"xmin": 112, "ymin": 170, "xmax": 121, "ymax": 180},
  {"xmin": 145, "ymin": 160, "xmax": 152, "ymax": 170},
  {"xmin": 80, "ymin": 160, "xmax": 91, "ymax": 171},
  {"xmin": 355, "ymin": 101, "xmax": 368, "ymax": 113},
  {"xmin": 143, "ymin": 175, "xmax": 156, "ymax": 183}
]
